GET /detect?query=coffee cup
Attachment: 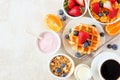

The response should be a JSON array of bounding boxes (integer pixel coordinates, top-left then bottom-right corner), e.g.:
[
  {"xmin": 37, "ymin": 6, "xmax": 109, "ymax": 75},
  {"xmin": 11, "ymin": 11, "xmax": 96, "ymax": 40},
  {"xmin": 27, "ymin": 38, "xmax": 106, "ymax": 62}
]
[{"xmin": 97, "ymin": 53, "xmax": 120, "ymax": 80}]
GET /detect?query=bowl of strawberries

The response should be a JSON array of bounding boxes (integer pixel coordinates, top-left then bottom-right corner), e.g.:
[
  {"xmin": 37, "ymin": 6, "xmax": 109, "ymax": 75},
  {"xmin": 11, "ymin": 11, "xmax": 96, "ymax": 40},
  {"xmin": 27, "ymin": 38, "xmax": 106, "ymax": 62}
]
[
  {"xmin": 88, "ymin": 0, "xmax": 120, "ymax": 24},
  {"xmin": 62, "ymin": 0, "xmax": 87, "ymax": 19}
]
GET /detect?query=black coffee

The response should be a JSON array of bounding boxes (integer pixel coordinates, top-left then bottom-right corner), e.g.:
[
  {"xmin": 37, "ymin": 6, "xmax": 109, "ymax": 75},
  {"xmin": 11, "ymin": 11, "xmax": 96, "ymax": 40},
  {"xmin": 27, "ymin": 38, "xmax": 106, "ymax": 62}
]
[{"xmin": 100, "ymin": 59, "xmax": 120, "ymax": 80}]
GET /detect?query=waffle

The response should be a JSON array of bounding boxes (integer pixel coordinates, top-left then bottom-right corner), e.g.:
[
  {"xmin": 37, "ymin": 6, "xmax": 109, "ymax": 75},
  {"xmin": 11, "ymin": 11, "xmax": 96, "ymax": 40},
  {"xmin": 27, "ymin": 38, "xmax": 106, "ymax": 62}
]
[{"xmin": 69, "ymin": 23, "xmax": 100, "ymax": 55}]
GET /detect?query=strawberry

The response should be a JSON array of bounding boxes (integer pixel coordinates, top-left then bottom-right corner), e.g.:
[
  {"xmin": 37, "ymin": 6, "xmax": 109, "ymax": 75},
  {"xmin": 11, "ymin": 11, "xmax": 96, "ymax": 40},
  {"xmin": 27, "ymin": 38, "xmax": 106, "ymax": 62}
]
[
  {"xmin": 68, "ymin": 0, "xmax": 76, "ymax": 9},
  {"xmin": 76, "ymin": 0, "xmax": 85, "ymax": 6},
  {"xmin": 91, "ymin": 2, "xmax": 100, "ymax": 14},
  {"xmin": 78, "ymin": 31, "xmax": 89, "ymax": 44},
  {"xmin": 109, "ymin": 0, "xmax": 116, "ymax": 4},
  {"xmin": 103, "ymin": 0, "xmax": 113, "ymax": 11},
  {"xmin": 68, "ymin": 6, "xmax": 82, "ymax": 16},
  {"xmin": 108, "ymin": 8, "xmax": 118, "ymax": 19}
]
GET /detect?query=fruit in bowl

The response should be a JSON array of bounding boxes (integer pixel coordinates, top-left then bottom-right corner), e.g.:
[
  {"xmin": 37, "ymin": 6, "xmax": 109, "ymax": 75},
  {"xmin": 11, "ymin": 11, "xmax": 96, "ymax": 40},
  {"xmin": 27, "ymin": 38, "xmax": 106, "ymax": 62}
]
[
  {"xmin": 63, "ymin": 0, "xmax": 87, "ymax": 18},
  {"xmin": 88, "ymin": 0, "xmax": 120, "ymax": 24}
]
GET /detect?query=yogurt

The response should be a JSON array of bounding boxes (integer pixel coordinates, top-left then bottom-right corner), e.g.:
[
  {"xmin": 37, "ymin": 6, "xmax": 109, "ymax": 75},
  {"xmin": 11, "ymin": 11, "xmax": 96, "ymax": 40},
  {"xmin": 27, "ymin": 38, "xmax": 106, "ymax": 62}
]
[
  {"xmin": 74, "ymin": 64, "xmax": 92, "ymax": 80},
  {"xmin": 37, "ymin": 31, "xmax": 60, "ymax": 54}
]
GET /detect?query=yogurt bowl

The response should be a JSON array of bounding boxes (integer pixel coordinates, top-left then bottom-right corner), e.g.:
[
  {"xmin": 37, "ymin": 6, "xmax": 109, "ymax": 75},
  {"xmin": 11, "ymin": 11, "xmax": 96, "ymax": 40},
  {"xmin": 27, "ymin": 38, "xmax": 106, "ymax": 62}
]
[
  {"xmin": 62, "ymin": 0, "xmax": 88, "ymax": 19},
  {"xmin": 36, "ymin": 30, "xmax": 61, "ymax": 55}
]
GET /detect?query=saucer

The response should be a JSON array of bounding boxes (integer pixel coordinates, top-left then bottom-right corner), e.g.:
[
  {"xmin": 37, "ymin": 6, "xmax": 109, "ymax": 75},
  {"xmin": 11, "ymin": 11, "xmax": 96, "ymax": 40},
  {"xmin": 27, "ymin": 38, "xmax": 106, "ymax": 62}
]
[{"xmin": 91, "ymin": 52, "xmax": 120, "ymax": 80}]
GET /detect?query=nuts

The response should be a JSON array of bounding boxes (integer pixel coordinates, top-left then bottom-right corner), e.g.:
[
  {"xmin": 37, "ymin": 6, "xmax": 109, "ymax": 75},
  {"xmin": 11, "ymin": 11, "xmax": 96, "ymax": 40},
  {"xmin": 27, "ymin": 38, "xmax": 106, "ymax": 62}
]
[{"xmin": 50, "ymin": 55, "xmax": 72, "ymax": 77}]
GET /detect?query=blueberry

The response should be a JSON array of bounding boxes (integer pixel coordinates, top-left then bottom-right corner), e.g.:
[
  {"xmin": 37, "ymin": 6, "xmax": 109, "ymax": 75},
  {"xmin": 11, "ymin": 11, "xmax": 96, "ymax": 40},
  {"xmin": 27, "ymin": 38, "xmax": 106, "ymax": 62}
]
[
  {"xmin": 75, "ymin": 52, "xmax": 81, "ymax": 58},
  {"xmin": 103, "ymin": 11, "xmax": 109, "ymax": 16},
  {"xmin": 60, "ymin": 15, "xmax": 66, "ymax": 21},
  {"xmin": 112, "ymin": 44, "xmax": 118, "ymax": 50},
  {"xmin": 92, "ymin": 24, "xmax": 96, "ymax": 27},
  {"xmin": 86, "ymin": 40, "xmax": 91, "ymax": 46},
  {"xmin": 117, "ymin": 0, "xmax": 120, "ymax": 3},
  {"xmin": 61, "ymin": 73, "xmax": 66, "ymax": 77},
  {"xmin": 65, "ymin": 34, "xmax": 69, "ymax": 39},
  {"xmin": 82, "ymin": 41, "xmax": 89, "ymax": 48},
  {"xmin": 100, "ymin": 32, "xmax": 105, "ymax": 37},
  {"xmin": 55, "ymin": 68, "xmax": 61, "ymax": 73},
  {"xmin": 73, "ymin": 31, "xmax": 79, "ymax": 36},
  {"xmin": 69, "ymin": 29, "xmax": 72, "ymax": 33},
  {"xmin": 98, "ymin": 12, "xmax": 103, "ymax": 17},
  {"xmin": 60, "ymin": 62, "xmax": 65, "ymax": 68},
  {"xmin": 58, "ymin": 9, "xmax": 64, "ymax": 15},
  {"xmin": 107, "ymin": 44, "xmax": 112, "ymax": 49},
  {"xmin": 99, "ymin": 1, "xmax": 103, "ymax": 7}
]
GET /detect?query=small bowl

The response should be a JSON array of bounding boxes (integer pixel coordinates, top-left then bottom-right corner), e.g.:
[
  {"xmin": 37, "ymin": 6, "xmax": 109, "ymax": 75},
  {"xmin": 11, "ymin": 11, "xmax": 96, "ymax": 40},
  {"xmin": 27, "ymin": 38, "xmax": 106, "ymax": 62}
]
[
  {"xmin": 88, "ymin": 0, "xmax": 120, "ymax": 25},
  {"xmin": 36, "ymin": 30, "xmax": 61, "ymax": 55},
  {"xmin": 62, "ymin": 0, "xmax": 88, "ymax": 19},
  {"xmin": 74, "ymin": 64, "xmax": 92, "ymax": 80},
  {"xmin": 48, "ymin": 54, "xmax": 75, "ymax": 79},
  {"xmin": 97, "ymin": 52, "xmax": 120, "ymax": 80}
]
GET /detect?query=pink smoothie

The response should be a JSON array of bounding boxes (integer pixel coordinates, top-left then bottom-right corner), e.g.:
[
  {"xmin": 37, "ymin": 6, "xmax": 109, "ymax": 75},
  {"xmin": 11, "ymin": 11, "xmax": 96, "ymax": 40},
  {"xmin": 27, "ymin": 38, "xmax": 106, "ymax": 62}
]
[{"xmin": 37, "ymin": 31, "xmax": 60, "ymax": 53}]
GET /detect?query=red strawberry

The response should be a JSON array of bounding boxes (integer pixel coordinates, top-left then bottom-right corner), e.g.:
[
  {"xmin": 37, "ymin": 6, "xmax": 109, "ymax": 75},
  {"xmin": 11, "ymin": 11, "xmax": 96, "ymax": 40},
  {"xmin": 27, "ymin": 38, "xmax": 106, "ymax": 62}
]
[
  {"xmin": 68, "ymin": 6, "xmax": 82, "ymax": 16},
  {"xmin": 78, "ymin": 31, "xmax": 89, "ymax": 44},
  {"xmin": 91, "ymin": 2, "xmax": 100, "ymax": 14},
  {"xmin": 104, "ymin": 0, "xmax": 113, "ymax": 11},
  {"xmin": 109, "ymin": 0, "xmax": 116, "ymax": 4},
  {"xmin": 108, "ymin": 8, "xmax": 119, "ymax": 19},
  {"xmin": 76, "ymin": 0, "xmax": 85, "ymax": 6},
  {"xmin": 68, "ymin": 0, "xmax": 76, "ymax": 9}
]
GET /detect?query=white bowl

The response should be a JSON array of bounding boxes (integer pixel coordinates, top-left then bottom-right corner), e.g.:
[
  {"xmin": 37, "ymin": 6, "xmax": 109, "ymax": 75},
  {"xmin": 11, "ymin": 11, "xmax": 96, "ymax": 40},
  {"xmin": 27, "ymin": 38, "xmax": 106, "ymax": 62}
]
[
  {"xmin": 36, "ymin": 30, "xmax": 61, "ymax": 55},
  {"xmin": 48, "ymin": 53, "xmax": 75, "ymax": 79},
  {"xmin": 74, "ymin": 64, "xmax": 92, "ymax": 80},
  {"xmin": 88, "ymin": 0, "xmax": 120, "ymax": 25},
  {"xmin": 62, "ymin": 0, "xmax": 88, "ymax": 19},
  {"xmin": 97, "ymin": 52, "xmax": 120, "ymax": 80}
]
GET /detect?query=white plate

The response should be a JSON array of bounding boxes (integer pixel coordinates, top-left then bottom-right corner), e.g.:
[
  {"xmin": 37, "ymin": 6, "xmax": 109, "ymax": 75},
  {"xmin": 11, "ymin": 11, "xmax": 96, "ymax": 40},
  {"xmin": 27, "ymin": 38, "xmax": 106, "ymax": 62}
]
[
  {"xmin": 91, "ymin": 52, "xmax": 120, "ymax": 80},
  {"xmin": 62, "ymin": 17, "xmax": 105, "ymax": 59}
]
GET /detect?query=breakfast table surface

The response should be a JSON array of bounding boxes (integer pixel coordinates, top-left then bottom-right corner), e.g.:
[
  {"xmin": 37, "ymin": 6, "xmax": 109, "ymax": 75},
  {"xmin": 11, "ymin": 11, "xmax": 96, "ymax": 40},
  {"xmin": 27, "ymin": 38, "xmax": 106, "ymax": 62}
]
[{"xmin": 0, "ymin": 0, "xmax": 120, "ymax": 80}]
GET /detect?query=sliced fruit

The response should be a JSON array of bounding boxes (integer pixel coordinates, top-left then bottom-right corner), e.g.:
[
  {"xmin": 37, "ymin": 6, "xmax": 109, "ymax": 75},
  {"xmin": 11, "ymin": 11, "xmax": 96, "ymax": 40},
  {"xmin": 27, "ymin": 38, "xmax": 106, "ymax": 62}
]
[
  {"xmin": 105, "ymin": 20, "xmax": 120, "ymax": 35},
  {"xmin": 68, "ymin": 6, "xmax": 82, "ymax": 16},
  {"xmin": 108, "ymin": 8, "xmax": 119, "ymax": 19},
  {"xmin": 91, "ymin": 2, "xmax": 100, "ymax": 14},
  {"xmin": 68, "ymin": 0, "xmax": 76, "ymax": 9},
  {"xmin": 76, "ymin": 0, "xmax": 85, "ymax": 6},
  {"xmin": 78, "ymin": 31, "xmax": 89, "ymax": 44},
  {"xmin": 103, "ymin": 0, "xmax": 113, "ymax": 11},
  {"xmin": 45, "ymin": 14, "xmax": 62, "ymax": 32},
  {"xmin": 109, "ymin": 0, "xmax": 116, "ymax": 4}
]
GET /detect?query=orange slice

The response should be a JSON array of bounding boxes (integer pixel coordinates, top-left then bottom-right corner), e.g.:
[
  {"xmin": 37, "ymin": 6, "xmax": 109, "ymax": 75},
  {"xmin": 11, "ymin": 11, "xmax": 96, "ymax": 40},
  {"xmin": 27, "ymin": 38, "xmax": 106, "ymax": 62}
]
[
  {"xmin": 45, "ymin": 14, "xmax": 62, "ymax": 32},
  {"xmin": 105, "ymin": 20, "xmax": 120, "ymax": 36}
]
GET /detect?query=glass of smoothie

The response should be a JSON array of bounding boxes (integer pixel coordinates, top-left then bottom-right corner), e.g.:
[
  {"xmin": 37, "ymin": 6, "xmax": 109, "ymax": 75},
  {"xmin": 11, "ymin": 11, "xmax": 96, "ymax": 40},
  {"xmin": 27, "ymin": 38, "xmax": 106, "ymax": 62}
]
[{"xmin": 36, "ymin": 30, "xmax": 61, "ymax": 55}]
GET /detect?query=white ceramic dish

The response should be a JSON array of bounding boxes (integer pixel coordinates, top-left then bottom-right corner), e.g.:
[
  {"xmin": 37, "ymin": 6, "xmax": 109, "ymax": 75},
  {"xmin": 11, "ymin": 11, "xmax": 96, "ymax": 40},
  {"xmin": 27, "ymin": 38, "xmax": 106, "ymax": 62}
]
[
  {"xmin": 91, "ymin": 51, "xmax": 120, "ymax": 80},
  {"xmin": 36, "ymin": 30, "xmax": 61, "ymax": 55},
  {"xmin": 88, "ymin": 0, "xmax": 120, "ymax": 25},
  {"xmin": 62, "ymin": 0, "xmax": 88, "ymax": 19},
  {"xmin": 62, "ymin": 17, "xmax": 105, "ymax": 59},
  {"xmin": 48, "ymin": 53, "xmax": 75, "ymax": 79}
]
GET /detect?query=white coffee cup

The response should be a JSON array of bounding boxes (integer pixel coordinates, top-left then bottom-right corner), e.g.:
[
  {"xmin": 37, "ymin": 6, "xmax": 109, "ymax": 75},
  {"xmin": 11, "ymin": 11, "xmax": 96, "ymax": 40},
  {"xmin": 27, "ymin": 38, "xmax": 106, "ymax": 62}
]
[{"xmin": 97, "ymin": 52, "xmax": 120, "ymax": 80}]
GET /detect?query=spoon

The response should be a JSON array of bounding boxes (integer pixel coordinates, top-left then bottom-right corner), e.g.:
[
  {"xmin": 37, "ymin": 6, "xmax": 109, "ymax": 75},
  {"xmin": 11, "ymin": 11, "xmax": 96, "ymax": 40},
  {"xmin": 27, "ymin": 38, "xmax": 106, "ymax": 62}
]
[{"xmin": 26, "ymin": 30, "xmax": 42, "ymax": 40}]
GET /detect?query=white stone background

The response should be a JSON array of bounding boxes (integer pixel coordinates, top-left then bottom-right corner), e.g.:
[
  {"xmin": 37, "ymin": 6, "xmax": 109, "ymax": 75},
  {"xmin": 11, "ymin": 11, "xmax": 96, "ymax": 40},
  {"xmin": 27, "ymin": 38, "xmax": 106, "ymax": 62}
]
[{"xmin": 0, "ymin": 0, "xmax": 120, "ymax": 80}]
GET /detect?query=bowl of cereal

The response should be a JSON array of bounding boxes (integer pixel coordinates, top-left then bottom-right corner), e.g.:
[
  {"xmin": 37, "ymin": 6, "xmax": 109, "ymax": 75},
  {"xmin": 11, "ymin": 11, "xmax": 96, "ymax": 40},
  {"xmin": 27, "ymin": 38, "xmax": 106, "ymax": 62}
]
[
  {"xmin": 48, "ymin": 54, "xmax": 74, "ymax": 79},
  {"xmin": 88, "ymin": 0, "xmax": 120, "ymax": 24},
  {"xmin": 62, "ymin": 0, "xmax": 87, "ymax": 19}
]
